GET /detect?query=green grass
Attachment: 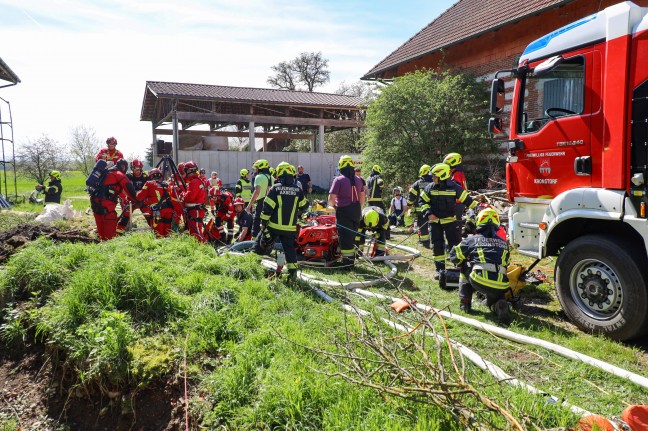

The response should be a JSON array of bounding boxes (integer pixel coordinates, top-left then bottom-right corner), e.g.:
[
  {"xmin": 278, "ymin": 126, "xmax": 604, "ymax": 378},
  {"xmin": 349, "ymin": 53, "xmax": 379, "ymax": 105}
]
[
  {"xmin": 2, "ymin": 171, "xmax": 90, "ymax": 212},
  {"xmin": 0, "ymin": 222, "xmax": 646, "ymax": 429}
]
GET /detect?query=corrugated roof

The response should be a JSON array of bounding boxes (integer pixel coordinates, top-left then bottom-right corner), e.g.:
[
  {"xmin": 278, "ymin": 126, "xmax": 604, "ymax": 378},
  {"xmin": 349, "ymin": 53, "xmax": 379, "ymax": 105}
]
[
  {"xmin": 362, "ymin": 0, "xmax": 571, "ymax": 79},
  {"xmin": 145, "ymin": 81, "xmax": 366, "ymax": 108},
  {"xmin": 0, "ymin": 57, "xmax": 20, "ymax": 85}
]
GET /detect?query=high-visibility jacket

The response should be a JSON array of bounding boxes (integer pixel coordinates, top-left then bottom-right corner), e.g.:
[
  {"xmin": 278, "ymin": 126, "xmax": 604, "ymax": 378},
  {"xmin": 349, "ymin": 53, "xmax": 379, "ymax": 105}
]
[
  {"xmin": 420, "ymin": 179, "xmax": 476, "ymax": 223},
  {"xmin": 449, "ymin": 225, "xmax": 510, "ymax": 290},
  {"xmin": 261, "ymin": 180, "xmax": 308, "ymax": 232},
  {"xmin": 407, "ymin": 175, "xmax": 433, "ymax": 212},
  {"xmin": 367, "ymin": 174, "xmax": 384, "ymax": 205},
  {"xmin": 235, "ymin": 177, "xmax": 253, "ymax": 202}
]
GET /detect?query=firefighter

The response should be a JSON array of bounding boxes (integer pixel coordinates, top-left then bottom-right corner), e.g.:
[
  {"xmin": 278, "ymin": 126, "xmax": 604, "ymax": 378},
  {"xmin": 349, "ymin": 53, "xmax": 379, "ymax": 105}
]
[
  {"xmin": 233, "ymin": 197, "xmax": 253, "ymax": 242},
  {"xmin": 444, "ymin": 152, "xmax": 469, "ymax": 239},
  {"xmin": 117, "ymin": 159, "xmax": 149, "ymax": 234},
  {"xmin": 407, "ymin": 164, "xmax": 433, "ymax": 248},
  {"xmin": 168, "ymin": 163, "xmax": 187, "ymax": 230},
  {"xmin": 90, "ymin": 159, "xmax": 138, "ymax": 241},
  {"xmin": 256, "ymin": 162, "xmax": 308, "ymax": 280},
  {"xmin": 35, "ymin": 170, "xmax": 63, "ymax": 204},
  {"xmin": 95, "ymin": 136, "xmax": 124, "ymax": 165},
  {"xmin": 421, "ymin": 163, "xmax": 477, "ymax": 277},
  {"xmin": 235, "ymin": 168, "xmax": 253, "ymax": 205},
  {"xmin": 246, "ymin": 159, "xmax": 272, "ymax": 238},
  {"xmin": 209, "ymin": 187, "xmax": 235, "ymax": 244},
  {"xmin": 181, "ymin": 161, "xmax": 207, "ymax": 243},
  {"xmin": 329, "ymin": 155, "xmax": 365, "ymax": 267},
  {"xmin": 449, "ymin": 208, "xmax": 512, "ymax": 323},
  {"xmin": 356, "ymin": 206, "xmax": 389, "ymax": 257},
  {"xmin": 136, "ymin": 168, "xmax": 174, "ymax": 237},
  {"xmin": 366, "ymin": 165, "xmax": 385, "ymax": 210}
]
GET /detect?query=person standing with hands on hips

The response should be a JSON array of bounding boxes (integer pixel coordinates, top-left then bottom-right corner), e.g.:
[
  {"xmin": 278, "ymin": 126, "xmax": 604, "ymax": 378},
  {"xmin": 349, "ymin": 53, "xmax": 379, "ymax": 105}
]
[
  {"xmin": 296, "ymin": 165, "xmax": 312, "ymax": 194},
  {"xmin": 329, "ymin": 156, "xmax": 365, "ymax": 267}
]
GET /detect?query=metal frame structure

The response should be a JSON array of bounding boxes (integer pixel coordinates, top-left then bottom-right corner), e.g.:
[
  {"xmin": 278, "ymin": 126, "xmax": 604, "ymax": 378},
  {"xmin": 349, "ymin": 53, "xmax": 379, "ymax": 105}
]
[{"xmin": 0, "ymin": 57, "xmax": 20, "ymax": 204}]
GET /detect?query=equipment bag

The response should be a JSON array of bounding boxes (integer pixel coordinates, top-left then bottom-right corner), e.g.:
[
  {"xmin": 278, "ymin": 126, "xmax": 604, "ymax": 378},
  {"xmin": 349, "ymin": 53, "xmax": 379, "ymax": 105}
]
[{"xmin": 86, "ymin": 159, "xmax": 109, "ymax": 191}]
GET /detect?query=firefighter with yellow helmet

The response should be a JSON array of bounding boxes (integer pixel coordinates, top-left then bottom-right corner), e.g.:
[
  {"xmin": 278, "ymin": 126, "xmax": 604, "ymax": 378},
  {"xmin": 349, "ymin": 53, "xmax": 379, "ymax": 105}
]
[
  {"xmin": 420, "ymin": 163, "xmax": 477, "ymax": 277},
  {"xmin": 35, "ymin": 170, "xmax": 63, "ymax": 204},
  {"xmin": 444, "ymin": 152, "xmax": 469, "ymax": 239},
  {"xmin": 356, "ymin": 206, "xmax": 389, "ymax": 257},
  {"xmin": 235, "ymin": 168, "xmax": 253, "ymax": 205},
  {"xmin": 328, "ymin": 155, "xmax": 365, "ymax": 267},
  {"xmin": 449, "ymin": 208, "xmax": 512, "ymax": 324},
  {"xmin": 256, "ymin": 162, "xmax": 308, "ymax": 280},
  {"xmin": 407, "ymin": 164, "xmax": 434, "ymax": 248},
  {"xmin": 247, "ymin": 159, "xmax": 273, "ymax": 237}
]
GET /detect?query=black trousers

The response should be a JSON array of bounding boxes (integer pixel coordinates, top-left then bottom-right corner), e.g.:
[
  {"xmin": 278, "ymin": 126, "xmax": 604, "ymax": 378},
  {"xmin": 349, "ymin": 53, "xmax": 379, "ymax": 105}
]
[
  {"xmin": 251, "ymin": 198, "xmax": 265, "ymax": 238},
  {"xmin": 336, "ymin": 202, "xmax": 361, "ymax": 264},
  {"xmin": 458, "ymin": 267, "xmax": 507, "ymax": 308},
  {"xmin": 430, "ymin": 221, "xmax": 460, "ymax": 271}
]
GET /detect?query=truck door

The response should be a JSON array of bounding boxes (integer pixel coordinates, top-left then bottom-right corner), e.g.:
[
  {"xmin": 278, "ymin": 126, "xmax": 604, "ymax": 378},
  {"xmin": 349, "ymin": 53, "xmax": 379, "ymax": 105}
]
[{"xmin": 511, "ymin": 53, "xmax": 599, "ymax": 198}]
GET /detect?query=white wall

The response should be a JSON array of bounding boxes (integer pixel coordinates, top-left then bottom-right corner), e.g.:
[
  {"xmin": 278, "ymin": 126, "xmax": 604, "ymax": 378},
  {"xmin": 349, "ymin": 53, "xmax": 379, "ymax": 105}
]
[{"xmin": 159, "ymin": 151, "xmax": 361, "ymax": 190}]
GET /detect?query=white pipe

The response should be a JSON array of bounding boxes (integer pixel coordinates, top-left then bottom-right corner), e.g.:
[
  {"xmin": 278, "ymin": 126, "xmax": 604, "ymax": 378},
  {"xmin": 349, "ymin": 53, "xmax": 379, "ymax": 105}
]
[{"xmin": 351, "ymin": 288, "xmax": 648, "ymax": 391}]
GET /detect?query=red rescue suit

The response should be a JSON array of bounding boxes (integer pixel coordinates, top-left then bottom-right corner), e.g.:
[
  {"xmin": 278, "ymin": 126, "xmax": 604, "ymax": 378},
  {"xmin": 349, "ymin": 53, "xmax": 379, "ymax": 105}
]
[
  {"xmin": 168, "ymin": 176, "xmax": 186, "ymax": 227},
  {"xmin": 91, "ymin": 169, "xmax": 137, "ymax": 241},
  {"xmin": 182, "ymin": 173, "xmax": 207, "ymax": 242},
  {"xmin": 95, "ymin": 148, "xmax": 124, "ymax": 164},
  {"xmin": 136, "ymin": 179, "xmax": 174, "ymax": 237},
  {"xmin": 211, "ymin": 191, "xmax": 235, "ymax": 244}
]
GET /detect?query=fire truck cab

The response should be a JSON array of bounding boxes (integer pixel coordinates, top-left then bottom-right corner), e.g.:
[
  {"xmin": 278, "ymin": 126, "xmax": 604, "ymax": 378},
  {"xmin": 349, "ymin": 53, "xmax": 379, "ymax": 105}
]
[{"xmin": 489, "ymin": 1, "xmax": 648, "ymax": 340}]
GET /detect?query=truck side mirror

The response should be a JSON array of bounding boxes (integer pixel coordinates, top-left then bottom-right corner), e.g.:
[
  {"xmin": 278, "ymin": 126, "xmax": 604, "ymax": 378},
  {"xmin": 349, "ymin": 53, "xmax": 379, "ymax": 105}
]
[
  {"xmin": 488, "ymin": 117, "xmax": 503, "ymax": 135},
  {"xmin": 490, "ymin": 79, "xmax": 505, "ymax": 114}
]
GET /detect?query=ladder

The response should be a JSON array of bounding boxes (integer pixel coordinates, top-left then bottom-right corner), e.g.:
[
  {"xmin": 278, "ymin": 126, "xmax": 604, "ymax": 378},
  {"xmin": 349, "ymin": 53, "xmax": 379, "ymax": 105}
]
[{"xmin": 0, "ymin": 95, "xmax": 17, "ymax": 206}]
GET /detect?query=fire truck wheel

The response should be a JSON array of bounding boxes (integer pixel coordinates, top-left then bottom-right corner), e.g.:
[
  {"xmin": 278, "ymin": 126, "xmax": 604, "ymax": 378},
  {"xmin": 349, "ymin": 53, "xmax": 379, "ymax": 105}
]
[{"xmin": 555, "ymin": 234, "xmax": 648, "ymax": 341}]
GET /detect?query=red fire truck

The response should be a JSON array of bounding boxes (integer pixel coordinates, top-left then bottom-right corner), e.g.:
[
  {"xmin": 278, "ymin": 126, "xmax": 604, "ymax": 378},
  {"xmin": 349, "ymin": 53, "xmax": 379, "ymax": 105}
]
[{"xmin": 489, "ymin": 1, "xmax": 648, "ymax": 340}]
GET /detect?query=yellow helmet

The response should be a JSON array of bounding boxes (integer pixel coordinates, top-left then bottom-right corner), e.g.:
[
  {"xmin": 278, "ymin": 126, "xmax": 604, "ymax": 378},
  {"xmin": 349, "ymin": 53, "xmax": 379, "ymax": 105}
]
[
  {"xmin": 419, "ymin": 164, "xmax": 431, "ymax": 177},
  {"xmin": 49, "ymin": 170, "xmax": 61, "ymax": 180},
  {"xmin": 476, "ymin": 208, "xmax": 500, "ymax": 227},
  {"xmin": 364, "ymin": 209, "xmax": 380, "ymax": 228},
  {"xmin": 253, "ymin": 159, "xmax": 269, "ymax": 170},
  {"xmin": 276, "ymin": 162, "xmax": 296, "ymax": 177},
  {"xmin": 431, "ymin": 163, "xmax": 451, "ymax": 181},
  {"xmin": 269, "ymin": 167, "xmax": 276, "ymax": 177},
  {"xmin": 443, "ymin": 152, "xmax": 463, "ymax": 167},
  {"xmin": 338, "ymin": 155, "xmax": 354, "ymax": 170},
  {"xmin": 372, "ymin": 165, "xmax": 382, "ymax": 174},
  {"xmin": 240, "ymin": 168, "xmax": 249, "ymax": 177}
]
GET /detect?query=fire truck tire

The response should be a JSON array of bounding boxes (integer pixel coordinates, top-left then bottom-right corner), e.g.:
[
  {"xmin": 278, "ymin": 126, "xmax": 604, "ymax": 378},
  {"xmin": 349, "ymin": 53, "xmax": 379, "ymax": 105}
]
[{"xmin": 555, "ymin": 234, "xmax": 648, "ymax": 341}]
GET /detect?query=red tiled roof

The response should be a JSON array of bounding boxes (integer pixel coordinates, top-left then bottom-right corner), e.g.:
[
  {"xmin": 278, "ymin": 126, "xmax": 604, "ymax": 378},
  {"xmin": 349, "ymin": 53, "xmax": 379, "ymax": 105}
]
[
  {"xmin": 145, "ymin": 81, "xmax": 366, "ymax": 108},
  {"xmin": 0, "ymin": 57, "xmax": 20, "ymax": 85},
  {"xmin": 362, "ymin": 0, "xmax": 571, "ymax": 79}
]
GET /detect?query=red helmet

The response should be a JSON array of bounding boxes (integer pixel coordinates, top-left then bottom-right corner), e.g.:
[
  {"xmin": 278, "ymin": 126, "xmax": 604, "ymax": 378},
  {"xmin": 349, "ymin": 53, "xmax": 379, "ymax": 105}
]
[
  {"xmin": 131, "ymin": 159, "xmax": 143, "ymax": 169},
  {"xmin": 184, "ymin": 161, "xmax": 198, "ymax": 174},
  {"xmin": 106, "ymin": 136, "xmax": 117, "ymax": 146},
  {"xmin": 149, "ymin": 168, "xmax": 162, "ymax": 179},
  {"xmin": 209, "ymin": 187, "xmax": 222, "ymax": 199},
  {"xmin": 177, "ymin": 163, "xmax": 185, "ymax": 174},
  {"xmin": 233, "ymin": 197, "xmax": 245, "ymax": 207}
]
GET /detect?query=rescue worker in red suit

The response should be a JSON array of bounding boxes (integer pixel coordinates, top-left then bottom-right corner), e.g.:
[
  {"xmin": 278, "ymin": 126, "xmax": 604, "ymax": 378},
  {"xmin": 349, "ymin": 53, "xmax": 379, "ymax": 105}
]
[
  {"xmin": 233, "ymin": 197, "xmax": 253, "ymax": 242},
  {"xmin": 209, "ymin": 187, "xmax": 235, "ymax": 244},
  {"xmin": 168, "ymin": 162, "xmax": 187, "ymax": 230},
  {"xmin": 95, "ymin": 137, "xmax": 124, "ymax": 165},
  {"xmin": 444, "ymin": 152, "xmax": 468, "ymax": 239},
  {"xmin": 90, "ymin": 159, "xmax": 138, "ymax": 241},
  {"xmin": 181, "ymin": 161, "xmax": 207, "ymax": 242},
  {"xmin": 117, "ymin": 159, "xmax": 149, "ymax": 234},
  {"xmin": 136, "ymin": 168, "xmax": 174, "ymax": 237}
]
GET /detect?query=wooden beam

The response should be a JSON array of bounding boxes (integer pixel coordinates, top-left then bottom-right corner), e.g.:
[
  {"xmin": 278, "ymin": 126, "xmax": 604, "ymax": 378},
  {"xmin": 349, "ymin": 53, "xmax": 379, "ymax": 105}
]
[
  {"xmin": 175, "ymin": 111, "xmax": 363, "ymax": 128},
  {"xmin": 153, "ymin": 129, "xmax": 312, "ymax": 139}
]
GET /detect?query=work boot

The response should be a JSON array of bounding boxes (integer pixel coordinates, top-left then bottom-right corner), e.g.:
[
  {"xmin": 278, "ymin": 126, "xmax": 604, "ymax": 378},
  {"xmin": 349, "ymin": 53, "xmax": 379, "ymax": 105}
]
[
  {"xmin": 493, "ymin": 299, "xmax": 511, "ymax": 325},
  {"xmin": 459, "ymin": 300, "xmax": 472, "ymax": 313}
]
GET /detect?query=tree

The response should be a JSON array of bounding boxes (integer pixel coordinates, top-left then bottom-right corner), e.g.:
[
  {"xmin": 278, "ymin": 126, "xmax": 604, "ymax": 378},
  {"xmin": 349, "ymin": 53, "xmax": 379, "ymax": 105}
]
[
  {"xmin": 16, "ymin": 135, "xmax": 67, "ymax": 184},
  {"xmin": 267, "ymin": 52, "xmax": 330, "ymax": 92},
  {"xmin": 362, "ymin": 69, "xmax": 496, "ymax": 188},
  {"xmin": 324, "ymin": 81, "xmax": 380, "ymax": 153},
  {"xmin": 69, "ymin": 125, "xmax": 101, "ymax": 176},
  {"xmin": 145, "ymin": 144, "xmax": 154, "ymax": 167}
]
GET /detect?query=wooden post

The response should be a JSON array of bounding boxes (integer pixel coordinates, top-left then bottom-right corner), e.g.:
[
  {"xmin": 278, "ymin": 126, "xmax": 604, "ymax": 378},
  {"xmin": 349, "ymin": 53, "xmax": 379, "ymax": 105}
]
[
  {"xmin": 319, "ymin": 124, "xmax": 325, "ymax": 153},
  {"xmin": 249, "ymin": 121, "xmax": 255, "ymax": 154},
  {"xmin": 172, "ymin": 99, "xmax": 179, "ymax": 161}
]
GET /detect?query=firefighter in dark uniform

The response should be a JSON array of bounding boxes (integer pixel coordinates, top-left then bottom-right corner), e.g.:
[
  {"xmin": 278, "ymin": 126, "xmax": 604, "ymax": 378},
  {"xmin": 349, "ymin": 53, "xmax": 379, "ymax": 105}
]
[
  {"xmin": 35, "ymin": 171, "xmax": 63, "ymax": 204},
  {"xmin": 233, "ymin": 197, "xmax": 253, "ymax": 242},
  {"xmin": 356, "ymin": 206, "xmax": 389, "ymax": 257},
  {"xmin": 235, "ymin": 169, "xmax": 253, "ymax": 205},
  {"xmin": 407, "ymin": 164, "xmax": 433, "ymax": 248},
  {"xmin": 449, "ymin": 208, "xmax": 512, "ymax": 323},
  {"xmin": 91, "ymin": 159, "xmax": 138, "ymax": 241},
  {"xmin": 329, "ymin": 155, "xmax": 365, "ymax": 267},
  {"xmin": 256, "ymin": 162, "xmax": 308, "ymax": 280},
  {"xmin": 420, "ymin": 163, "xmax": 477, "ymax": 277},
  {"xmin": 366, "ymin": 165, "xmax": 385, "ymax": 210},
  {"xmin": 247, "ymin": 159, "xmax": 273, "ymax": 238}
]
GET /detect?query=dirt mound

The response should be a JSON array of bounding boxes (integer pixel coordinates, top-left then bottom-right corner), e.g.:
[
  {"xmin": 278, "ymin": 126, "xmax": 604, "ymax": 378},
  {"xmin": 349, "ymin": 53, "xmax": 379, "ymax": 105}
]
[{"xmin": 0, "ymin": 223, "xmax": 97, "ymax": 263}]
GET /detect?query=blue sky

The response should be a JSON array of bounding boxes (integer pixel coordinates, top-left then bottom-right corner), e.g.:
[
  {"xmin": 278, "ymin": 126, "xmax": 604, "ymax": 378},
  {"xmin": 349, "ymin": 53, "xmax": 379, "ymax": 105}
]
[{"xmin": 0, "ymin": 0, "xmax": 457, "ymax": 157}]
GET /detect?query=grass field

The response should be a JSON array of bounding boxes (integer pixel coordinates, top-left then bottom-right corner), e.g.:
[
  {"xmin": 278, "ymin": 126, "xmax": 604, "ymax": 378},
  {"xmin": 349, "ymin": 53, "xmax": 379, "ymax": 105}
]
[{"xmin": 1, "ymin": 173, "xmax": 647, "ymax": 430}]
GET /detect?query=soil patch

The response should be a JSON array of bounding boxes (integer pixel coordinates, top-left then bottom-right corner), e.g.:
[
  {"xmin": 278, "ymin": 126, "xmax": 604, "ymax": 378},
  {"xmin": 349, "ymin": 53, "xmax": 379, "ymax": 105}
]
[{"xmin": 0, "ymin": 223, "xmax": 96, "ymax": 263}]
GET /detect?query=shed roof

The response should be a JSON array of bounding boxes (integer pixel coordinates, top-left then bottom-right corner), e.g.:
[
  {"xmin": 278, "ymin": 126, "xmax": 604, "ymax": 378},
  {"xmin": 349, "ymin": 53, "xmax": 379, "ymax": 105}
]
[
  {"xmin": 141, "ymin": 81, "xmax": 366, "ymax": 121},
  {"xmin": 0, "ymin": 57, "xmax": 20, "ymax": 85},
  {"xmin": 362, "ymin": 0, "xmax": 571, "ymax": 80}
]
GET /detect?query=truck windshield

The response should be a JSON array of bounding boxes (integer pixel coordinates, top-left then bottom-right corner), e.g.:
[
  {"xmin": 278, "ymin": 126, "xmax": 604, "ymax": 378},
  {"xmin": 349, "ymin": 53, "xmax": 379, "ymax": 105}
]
[{"xmin": 519, "ymin": 56, "xmax": 585, "ymax": 134}]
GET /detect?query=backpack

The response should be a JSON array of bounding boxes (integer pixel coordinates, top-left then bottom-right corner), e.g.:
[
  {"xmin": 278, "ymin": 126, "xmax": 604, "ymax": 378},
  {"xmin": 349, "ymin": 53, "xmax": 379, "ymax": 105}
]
[{"xmin": 86, "ymin": 160, "xmax": 109, "ymax": 195}]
